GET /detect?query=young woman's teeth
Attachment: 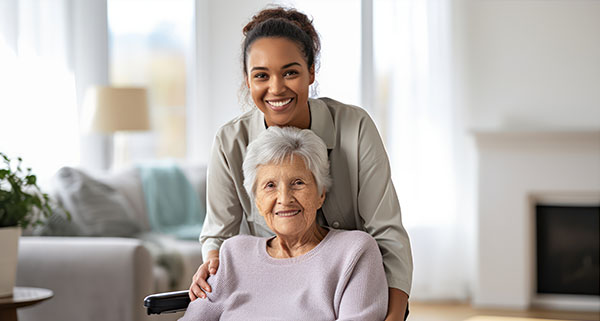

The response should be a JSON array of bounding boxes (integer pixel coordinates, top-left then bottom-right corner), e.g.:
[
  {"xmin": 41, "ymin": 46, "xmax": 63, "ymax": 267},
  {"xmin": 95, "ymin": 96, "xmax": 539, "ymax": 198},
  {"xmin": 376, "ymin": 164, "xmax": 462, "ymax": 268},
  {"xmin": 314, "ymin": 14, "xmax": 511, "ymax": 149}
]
[
  {"xmin": 277, "ymin": 210, "xmax": 299, "ymax": 217},
  {"xmin": 269, "ymin": 98, "xmax": 292, "ymax": 107}
]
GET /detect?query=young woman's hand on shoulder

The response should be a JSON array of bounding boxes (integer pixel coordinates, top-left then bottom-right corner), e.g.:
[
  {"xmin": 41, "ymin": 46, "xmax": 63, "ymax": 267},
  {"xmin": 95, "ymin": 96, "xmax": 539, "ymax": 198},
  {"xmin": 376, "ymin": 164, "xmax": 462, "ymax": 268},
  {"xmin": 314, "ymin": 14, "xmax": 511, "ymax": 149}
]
[{"xmin": 189, "ymin": 250, "xmax": 220, "ymax": 300}]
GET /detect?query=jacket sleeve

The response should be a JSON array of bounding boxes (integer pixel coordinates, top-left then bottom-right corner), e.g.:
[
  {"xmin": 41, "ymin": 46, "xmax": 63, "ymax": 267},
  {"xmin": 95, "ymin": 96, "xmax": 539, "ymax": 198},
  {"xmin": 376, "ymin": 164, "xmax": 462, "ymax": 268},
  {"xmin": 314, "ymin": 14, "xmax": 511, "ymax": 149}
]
[
  {"xmin": 199, "ymin": 133, "xmax": 244, "ymax": 261},
  {"xmin": 337, "ymin": 235, "xmax": 389, "ymax": 320},
  {"xmin": 357, "ymin": 113, "xmax": 413, "ymax": 295}
]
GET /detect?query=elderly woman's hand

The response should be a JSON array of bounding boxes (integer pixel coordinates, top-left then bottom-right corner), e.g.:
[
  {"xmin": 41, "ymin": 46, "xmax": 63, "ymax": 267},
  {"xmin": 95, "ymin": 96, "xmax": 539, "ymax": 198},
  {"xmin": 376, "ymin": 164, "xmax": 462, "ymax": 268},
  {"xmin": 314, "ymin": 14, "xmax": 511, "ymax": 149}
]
[{"xmin": 189, "ymin": 250, "xmax": 220, "ymax": 300}]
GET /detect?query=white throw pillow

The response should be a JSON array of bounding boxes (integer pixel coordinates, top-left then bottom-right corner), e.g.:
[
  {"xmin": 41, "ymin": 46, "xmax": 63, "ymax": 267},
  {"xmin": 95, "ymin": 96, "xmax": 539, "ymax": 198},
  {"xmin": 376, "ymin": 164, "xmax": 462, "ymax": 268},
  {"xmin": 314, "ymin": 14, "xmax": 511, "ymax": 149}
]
[{"xmin": 50, "ymin": 167, "xmax": 142, "ymax": 237}]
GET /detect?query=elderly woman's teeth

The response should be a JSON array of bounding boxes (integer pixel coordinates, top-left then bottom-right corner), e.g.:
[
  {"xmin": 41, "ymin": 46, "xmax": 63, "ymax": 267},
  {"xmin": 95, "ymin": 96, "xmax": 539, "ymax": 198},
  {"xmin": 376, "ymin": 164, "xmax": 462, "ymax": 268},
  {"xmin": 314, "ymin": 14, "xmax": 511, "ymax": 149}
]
[
  {"xmin": 268, "ymin": 98, "xmax": 292, "ymax": 107},
  {"xmin": 276, "ymin": 210, "xmax": 299, "ymax": 217}
]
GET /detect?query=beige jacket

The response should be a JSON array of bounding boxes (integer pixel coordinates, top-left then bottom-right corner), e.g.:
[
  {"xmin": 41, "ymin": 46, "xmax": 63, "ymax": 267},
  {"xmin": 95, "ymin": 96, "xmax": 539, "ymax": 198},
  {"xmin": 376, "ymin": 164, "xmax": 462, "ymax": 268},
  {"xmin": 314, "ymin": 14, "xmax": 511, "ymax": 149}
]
[{"xmin": 200, "ymin": 97, "xmax": 413, "ymax": 294}]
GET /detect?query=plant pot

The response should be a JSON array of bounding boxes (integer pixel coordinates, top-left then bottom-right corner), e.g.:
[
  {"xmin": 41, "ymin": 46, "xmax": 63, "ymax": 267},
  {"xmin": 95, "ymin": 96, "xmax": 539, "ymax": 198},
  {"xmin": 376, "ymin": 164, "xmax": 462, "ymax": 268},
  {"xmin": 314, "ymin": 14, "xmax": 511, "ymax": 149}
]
[{"xmin": 0, "ymin": 226, "xmax": 21, "ymax": 297}]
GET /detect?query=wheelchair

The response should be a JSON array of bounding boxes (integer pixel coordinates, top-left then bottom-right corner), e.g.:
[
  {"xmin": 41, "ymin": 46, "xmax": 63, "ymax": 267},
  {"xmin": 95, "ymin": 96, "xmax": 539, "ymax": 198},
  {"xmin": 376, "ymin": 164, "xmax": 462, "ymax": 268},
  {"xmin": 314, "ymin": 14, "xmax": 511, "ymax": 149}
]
[
  {"xmin": 144, "ymin": 290, "xmax": 191, "ymax": 315},
  {"xmin": 144, "ymin": 290, "xmax": 410, "ymax": 318}
]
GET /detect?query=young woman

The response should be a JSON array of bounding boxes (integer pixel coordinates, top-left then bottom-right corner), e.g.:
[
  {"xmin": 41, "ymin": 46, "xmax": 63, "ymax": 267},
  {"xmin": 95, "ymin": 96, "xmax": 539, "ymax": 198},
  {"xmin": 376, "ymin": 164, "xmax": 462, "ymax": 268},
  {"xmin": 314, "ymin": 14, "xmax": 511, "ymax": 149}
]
[{"xmin": 190, "ymin": 7, "xmax": 413, "ymax": 320}]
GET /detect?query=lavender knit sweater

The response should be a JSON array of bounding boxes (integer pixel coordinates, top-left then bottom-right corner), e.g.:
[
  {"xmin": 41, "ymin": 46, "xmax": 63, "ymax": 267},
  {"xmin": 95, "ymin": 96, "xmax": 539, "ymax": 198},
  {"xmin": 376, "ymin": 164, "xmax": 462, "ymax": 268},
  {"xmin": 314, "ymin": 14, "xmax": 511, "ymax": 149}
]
[{"xmin": 180, "ymin": 229, "xmax": 388, "ymax": 321}]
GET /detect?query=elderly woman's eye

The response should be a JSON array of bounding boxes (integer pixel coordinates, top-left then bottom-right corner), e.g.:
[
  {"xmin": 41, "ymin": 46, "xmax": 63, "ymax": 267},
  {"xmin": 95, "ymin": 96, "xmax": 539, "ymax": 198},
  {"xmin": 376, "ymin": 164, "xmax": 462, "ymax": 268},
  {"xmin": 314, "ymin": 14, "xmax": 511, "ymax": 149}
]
[
  {"xmin": 265, "ymin": 182, "xmax": 275, "ymax": 188},
  {"xmin": 293, "ymin": 180, "xmax": 305, "ymax": 186}
]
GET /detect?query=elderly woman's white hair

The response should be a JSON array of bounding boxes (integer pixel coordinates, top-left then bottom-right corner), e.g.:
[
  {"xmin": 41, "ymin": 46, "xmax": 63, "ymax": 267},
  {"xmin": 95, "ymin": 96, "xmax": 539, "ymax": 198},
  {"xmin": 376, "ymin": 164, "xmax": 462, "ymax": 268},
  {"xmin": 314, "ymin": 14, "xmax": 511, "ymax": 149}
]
[{"xmin": 243, "ymin": 126, "xmax": 332, "ymax": 200}]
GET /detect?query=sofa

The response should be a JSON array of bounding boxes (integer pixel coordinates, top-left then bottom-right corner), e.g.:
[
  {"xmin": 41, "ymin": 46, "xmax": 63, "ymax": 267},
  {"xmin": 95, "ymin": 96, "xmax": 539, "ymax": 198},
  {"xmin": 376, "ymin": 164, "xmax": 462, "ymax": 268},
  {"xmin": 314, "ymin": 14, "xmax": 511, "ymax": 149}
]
[{"xmin": 16, "ymin": 163, "xmax": 207, "ymax": 321}]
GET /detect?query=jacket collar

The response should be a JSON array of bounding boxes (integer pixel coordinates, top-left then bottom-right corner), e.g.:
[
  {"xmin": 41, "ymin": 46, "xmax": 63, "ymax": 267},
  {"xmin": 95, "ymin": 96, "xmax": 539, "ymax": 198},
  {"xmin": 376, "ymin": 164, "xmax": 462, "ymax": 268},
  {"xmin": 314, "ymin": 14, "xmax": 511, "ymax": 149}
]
[{"xmin": 248, "ymin": 98, "xmax": 336, "ymax": 149}]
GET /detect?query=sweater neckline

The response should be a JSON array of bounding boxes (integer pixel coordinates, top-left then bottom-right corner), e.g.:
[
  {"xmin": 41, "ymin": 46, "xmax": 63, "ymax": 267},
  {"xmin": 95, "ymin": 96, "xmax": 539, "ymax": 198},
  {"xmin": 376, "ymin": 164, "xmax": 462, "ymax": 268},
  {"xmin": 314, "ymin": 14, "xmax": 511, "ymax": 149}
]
[{"xmin": 258, "ymin": 228, "xmax": 337, "ymax": 265}]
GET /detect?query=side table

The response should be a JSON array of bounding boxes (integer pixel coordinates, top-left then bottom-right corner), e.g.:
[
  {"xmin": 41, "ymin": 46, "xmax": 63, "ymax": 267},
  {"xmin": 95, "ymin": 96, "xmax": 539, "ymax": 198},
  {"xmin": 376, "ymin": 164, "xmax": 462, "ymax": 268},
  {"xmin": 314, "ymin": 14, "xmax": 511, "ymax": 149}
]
[{"xmin": 0, "ymin": 287, "xmax": 53, "ymax": 321}]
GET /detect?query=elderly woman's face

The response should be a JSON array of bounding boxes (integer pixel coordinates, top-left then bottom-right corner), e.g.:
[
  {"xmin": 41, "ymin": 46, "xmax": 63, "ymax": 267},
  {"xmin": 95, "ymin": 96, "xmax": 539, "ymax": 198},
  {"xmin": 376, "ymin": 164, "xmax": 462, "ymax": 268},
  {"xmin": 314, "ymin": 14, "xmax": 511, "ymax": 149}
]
[{"xmin": 254, "ymin": 155, "xmax": 325, "ymax": 239}]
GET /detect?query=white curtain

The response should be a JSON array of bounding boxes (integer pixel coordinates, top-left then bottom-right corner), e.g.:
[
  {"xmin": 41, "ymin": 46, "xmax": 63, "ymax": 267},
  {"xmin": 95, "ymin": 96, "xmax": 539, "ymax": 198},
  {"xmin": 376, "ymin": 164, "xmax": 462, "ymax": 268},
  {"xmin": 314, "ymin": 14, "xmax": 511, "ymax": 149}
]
[
  {"xmin": 0, "ymin": 0, "xmax": 80, "ymax": 188},
  {"xmin": 374, "ymin": 0, "xmax": 473, "ymax": 300}
]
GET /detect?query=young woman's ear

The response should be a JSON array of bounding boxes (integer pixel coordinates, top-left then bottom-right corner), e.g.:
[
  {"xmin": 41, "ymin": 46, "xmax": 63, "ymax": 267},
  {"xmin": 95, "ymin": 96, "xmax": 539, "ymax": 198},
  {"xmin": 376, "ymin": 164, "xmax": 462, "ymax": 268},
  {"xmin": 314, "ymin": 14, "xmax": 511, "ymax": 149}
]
[
  {"xmin": 309, "ymin": 65, "xmax": 315, "ymax": 85},
  {"xmin": 245, "ymin": 76, "xmax": 250, "ymax": 88}
]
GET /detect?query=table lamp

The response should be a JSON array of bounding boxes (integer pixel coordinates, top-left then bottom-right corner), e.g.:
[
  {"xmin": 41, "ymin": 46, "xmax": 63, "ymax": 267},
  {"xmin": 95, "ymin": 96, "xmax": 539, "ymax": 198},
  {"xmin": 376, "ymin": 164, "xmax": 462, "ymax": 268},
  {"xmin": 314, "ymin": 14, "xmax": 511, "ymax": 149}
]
[{"xmin": 82, "ymin": 86, "xmax": 150, "ymax": 168}]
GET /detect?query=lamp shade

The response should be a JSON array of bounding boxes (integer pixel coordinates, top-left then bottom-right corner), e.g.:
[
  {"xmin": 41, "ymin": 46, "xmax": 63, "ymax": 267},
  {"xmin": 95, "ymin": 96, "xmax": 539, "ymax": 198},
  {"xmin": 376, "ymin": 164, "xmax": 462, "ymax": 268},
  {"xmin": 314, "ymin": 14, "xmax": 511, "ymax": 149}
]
[{"xmin": 82, "ymin": 86, "xmax": 150, "ymax": 133}]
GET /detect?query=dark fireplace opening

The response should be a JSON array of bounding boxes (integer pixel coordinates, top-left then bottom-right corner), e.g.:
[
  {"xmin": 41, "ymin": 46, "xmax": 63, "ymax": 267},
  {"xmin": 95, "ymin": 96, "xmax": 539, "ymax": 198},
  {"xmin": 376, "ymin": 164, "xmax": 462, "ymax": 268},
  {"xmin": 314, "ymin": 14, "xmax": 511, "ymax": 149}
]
[{"xmin": 536, "ymin": 204, "xmax": 600, "ymax": 296}]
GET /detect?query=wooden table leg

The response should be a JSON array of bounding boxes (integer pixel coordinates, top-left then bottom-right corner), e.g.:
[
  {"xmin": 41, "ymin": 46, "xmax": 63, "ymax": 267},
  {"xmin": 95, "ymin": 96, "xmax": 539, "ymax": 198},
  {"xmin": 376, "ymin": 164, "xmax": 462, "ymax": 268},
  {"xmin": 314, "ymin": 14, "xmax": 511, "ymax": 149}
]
[{"xmin": 0, "ymin": 307, "xmax": 18, "ymax": 321}]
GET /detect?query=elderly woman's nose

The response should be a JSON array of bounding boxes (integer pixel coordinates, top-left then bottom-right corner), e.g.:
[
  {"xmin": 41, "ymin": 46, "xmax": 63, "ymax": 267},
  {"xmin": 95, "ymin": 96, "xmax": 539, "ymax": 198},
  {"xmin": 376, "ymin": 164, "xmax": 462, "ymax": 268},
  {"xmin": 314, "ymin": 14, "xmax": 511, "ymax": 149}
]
[
  {"xmin": 276, "ymin": 185, "xmax": 294, "ymax": 203},
  {"xmin": 268, "ymin": 76, "xmax": 285, "ymax": 95}
]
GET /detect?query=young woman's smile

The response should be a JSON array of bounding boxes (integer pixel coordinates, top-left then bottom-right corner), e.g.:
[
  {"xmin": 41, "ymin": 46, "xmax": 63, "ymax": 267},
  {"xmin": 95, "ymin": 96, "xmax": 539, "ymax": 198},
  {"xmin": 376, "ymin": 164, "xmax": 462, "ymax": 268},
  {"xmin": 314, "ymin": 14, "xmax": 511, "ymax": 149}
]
[{"xmin": 246, "ymin": 37, "xmax": 315, "ymax": 129}]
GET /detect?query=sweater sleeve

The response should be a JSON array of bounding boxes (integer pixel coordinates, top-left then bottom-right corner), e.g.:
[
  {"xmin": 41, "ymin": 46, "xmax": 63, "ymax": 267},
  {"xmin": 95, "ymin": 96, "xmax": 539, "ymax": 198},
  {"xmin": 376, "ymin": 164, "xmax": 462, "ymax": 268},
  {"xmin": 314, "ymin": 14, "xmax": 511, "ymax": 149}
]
[
  {"xmin": 178, "ymin": 293, "xmax": 223, "ymax": 321},
  {"xmin": 178, "ymin": 240, "xmax": 237, "ymax": 321},
  {"xmin": 337, "ymin": 234, "xmax": 389, "ymax": 321}
]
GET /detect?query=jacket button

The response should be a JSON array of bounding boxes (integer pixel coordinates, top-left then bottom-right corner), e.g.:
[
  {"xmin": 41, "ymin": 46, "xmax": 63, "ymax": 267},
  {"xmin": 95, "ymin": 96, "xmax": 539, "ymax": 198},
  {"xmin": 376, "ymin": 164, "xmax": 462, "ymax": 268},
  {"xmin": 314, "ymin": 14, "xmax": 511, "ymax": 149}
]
[{"xmin": 332, "ymin": 221, "xmax": 340, "ymax": 228}]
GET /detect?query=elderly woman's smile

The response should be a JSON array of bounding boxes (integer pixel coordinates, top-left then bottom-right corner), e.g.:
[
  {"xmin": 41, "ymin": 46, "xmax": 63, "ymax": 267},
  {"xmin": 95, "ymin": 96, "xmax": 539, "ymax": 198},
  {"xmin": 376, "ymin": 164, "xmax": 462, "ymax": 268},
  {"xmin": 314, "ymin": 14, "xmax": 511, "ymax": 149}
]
[{"xmin": 255, "ymin": 155, "xmax": 325, "ymax": 240}]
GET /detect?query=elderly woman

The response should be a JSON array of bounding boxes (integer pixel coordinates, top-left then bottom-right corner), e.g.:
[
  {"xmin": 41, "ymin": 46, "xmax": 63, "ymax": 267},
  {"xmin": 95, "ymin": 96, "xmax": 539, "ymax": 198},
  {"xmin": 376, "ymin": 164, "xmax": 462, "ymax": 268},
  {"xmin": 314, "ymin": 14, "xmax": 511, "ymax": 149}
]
[{"xmin": 180, "ymin": 126, "xmax": 388, "ymax": 320}]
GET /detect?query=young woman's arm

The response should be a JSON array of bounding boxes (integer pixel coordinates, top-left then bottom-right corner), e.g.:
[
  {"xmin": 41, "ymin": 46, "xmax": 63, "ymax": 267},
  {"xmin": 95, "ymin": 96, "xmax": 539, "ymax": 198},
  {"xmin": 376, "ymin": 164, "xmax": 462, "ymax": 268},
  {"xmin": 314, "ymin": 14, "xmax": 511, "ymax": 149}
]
[
  {"xmin": 385, "ymin": 288, "xmax": 408, "ymax": 321},
  {"xmin": 189, "ymin": 250, "xmax": 219, "ymax": 300},
  {"xmin": 191, "ymin": 132, "xmax": 244, "ymax": 300},
  {"xmin": 355, "ymin": 111, "xmax": 413, "ymax": 295}
]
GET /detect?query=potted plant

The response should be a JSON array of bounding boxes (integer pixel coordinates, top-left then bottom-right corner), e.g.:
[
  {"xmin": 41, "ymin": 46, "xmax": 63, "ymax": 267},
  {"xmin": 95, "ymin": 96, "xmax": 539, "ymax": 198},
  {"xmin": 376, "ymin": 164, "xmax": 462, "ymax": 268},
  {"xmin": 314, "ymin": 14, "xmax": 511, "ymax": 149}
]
[{"xmin": 0, "ymin": 152, "xmax": 68, "ymax": 297}]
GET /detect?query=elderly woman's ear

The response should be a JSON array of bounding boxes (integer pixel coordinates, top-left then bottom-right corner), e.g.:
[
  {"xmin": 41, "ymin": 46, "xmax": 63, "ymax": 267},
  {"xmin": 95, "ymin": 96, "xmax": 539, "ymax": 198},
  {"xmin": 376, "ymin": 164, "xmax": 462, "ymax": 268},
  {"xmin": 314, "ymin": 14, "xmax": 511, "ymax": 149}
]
[{"xmin": 319, "ymin": 190, "xmax": 326, "ymax": 207}]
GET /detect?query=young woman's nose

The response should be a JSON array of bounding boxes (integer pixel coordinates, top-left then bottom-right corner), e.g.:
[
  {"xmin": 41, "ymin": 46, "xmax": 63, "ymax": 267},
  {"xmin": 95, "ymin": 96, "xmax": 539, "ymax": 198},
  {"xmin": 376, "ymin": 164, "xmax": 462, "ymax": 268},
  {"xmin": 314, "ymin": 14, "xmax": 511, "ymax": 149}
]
[{"xmin": 268, "ymin": 76, "xmax": 285, "ymax": 95}]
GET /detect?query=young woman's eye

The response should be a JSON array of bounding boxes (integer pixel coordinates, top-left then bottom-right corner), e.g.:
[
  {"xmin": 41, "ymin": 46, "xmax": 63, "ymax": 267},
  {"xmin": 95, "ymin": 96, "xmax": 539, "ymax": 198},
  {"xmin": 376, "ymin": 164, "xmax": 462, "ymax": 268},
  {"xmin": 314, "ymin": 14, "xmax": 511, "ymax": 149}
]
[
  {"xmin": 284, "ymin": 70, "xmax": 298, "ymax": 77},
  {"xmin": 254, "ymin": 73, "xmax": 268, "ymax": 79}
]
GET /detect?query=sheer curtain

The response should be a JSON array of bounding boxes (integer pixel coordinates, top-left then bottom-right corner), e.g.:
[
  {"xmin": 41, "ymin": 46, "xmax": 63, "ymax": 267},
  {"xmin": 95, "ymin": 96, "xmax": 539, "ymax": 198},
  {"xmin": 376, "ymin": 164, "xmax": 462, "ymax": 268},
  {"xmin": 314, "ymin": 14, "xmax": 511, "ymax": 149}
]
[
  {"xmin": 0, "ymin": 0, "xmax": 80, "ymax": 188},
  {"xmin": 374, "ymin": 0, "xmax": 473, "ymax": 300}
]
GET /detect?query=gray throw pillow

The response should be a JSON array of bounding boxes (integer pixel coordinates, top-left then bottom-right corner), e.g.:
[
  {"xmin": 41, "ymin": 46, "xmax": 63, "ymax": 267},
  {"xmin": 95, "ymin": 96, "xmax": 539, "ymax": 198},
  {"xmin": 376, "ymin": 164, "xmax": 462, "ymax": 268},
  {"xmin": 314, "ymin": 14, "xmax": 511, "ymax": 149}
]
[
  {"xmin": 48, "ymin": 167, "xmax": 141, "ymax": 237},
  {"xmin": 32, "ymin": 202, "xmax": 82, "ymax": 236}
]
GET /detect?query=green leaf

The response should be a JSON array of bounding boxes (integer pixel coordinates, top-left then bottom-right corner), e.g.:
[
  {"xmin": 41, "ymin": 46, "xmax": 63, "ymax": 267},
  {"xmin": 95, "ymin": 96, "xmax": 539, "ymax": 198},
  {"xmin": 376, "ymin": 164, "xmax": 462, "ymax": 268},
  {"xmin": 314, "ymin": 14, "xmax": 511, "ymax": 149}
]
[
  {"xmin": 0, "ymin": 152, "xmax": 70, "ymax": 228},
  {"xmin": 26, "ymin": 175, "xmax": 37, "ymax": 185}
]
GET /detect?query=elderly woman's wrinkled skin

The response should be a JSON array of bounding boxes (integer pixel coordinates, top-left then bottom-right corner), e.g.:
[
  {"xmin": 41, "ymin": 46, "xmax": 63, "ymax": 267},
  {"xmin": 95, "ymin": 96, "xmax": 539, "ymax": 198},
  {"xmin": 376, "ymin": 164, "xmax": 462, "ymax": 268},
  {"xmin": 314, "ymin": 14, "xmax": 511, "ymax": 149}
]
[{"xmin": 255, "ymin": 155, "xmax": 327, "ymax": 259}]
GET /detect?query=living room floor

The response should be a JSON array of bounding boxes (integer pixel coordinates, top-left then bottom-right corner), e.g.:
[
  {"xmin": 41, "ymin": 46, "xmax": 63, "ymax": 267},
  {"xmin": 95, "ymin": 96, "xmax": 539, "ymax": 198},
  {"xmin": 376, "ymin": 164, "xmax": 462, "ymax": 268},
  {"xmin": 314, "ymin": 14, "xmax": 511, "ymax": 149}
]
[{"xmin": 409, "ymin": 302, "xmax": 600, "ymax": 321}]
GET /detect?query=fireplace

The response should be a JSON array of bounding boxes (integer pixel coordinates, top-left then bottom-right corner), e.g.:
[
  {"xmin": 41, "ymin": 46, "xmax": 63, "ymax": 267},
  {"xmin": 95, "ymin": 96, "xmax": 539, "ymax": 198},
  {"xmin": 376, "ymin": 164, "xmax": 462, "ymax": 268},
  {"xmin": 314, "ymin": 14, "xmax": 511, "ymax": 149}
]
[
  {"xmin": 474, "ymin": 130, "xmax": 600, "ymax": 309},
  {"xmin": 535, "ymin": 204, "xmax": 599, "ymax": 296}
]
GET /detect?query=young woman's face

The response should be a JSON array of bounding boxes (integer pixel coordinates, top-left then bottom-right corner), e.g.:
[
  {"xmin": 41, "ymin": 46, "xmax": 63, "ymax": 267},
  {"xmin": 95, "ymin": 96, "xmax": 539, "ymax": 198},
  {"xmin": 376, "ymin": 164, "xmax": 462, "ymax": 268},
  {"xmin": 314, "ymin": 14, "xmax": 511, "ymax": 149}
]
[{"xmin": 245, "ymin": 37, "xmax": 315, "ymax": 129}]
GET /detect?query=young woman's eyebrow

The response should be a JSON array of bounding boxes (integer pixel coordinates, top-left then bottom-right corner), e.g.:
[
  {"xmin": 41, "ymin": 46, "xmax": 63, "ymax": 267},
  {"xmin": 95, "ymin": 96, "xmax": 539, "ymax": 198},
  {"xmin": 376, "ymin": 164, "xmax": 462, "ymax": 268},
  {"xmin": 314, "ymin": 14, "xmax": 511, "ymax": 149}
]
[
  {"xmin": 282, "ymin": 62, "xmax": 301, "ymax": 69},
  {"xmin": 251, "ymin": 62, "xmax": 301, "ymax": 73},
  {"xmin": 251, "ymin": 66, "xmax": 268, "ymax": 72}
]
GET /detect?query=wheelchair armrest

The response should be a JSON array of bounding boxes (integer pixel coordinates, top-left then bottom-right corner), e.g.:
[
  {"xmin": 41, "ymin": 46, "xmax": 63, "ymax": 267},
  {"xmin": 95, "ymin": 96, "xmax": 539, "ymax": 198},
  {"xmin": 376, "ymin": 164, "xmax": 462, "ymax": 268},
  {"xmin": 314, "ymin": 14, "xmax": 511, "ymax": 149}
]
[{"xmin": 144, "ymin": 290, "xmax": 191, "ymax": 315}]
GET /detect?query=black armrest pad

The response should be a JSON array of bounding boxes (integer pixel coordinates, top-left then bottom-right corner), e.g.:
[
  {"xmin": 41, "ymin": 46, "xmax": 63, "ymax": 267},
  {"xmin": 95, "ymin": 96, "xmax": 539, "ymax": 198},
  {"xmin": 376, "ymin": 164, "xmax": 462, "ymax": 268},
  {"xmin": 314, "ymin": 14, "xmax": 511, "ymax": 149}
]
[{"xmin": 144, "ymin": 290, "xmax": 191, "ymax": 315}]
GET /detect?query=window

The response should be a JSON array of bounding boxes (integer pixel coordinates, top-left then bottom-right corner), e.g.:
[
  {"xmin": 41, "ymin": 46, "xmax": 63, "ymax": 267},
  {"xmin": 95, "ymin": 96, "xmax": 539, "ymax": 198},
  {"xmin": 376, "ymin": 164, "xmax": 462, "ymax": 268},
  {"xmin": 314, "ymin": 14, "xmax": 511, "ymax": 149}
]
[
  {"xmin": 108, "ymin": 0, "xmax": 194, "ymax": 163},
  {"xmin": 275, "ymin": 0, "xmax": 362, "ymax": 107},
  {"xmin": 0, "ymin": 1, "xmax": 79, "ymax": 187}
]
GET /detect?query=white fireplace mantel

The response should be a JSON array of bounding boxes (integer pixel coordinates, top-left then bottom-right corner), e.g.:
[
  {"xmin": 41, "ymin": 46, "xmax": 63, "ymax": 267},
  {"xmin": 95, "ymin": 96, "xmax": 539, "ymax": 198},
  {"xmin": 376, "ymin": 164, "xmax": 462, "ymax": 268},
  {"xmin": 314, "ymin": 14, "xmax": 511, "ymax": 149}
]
[{"xmin": 472, "ymin": 129, "xmax": 600, "ymax": 309}]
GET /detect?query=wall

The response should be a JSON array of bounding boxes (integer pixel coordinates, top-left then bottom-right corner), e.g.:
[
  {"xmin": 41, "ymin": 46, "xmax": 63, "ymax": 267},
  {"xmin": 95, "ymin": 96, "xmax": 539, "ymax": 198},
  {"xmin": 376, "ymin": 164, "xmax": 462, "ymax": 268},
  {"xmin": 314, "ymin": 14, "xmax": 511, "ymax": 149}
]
[
  {"xmin": 463, "ymin": 0, "xmax": 600, "ymax": 131},
  {"xmin": 457, "ymin": 0, "xmax": 600, "ymax": 309}
]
